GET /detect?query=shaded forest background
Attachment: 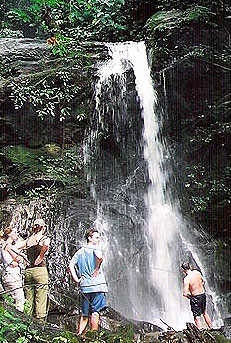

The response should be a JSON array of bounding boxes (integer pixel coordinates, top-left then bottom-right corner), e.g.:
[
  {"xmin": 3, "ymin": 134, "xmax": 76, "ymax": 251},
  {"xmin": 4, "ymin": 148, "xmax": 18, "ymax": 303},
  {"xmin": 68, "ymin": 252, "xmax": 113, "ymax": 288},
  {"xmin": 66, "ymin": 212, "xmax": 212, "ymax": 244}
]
[
  {"xmin": 1, "ymin": 0, "xmax": 231, "ymax": 342},
  {"xmin": 1, "ymin": 0, "xmax": 231, "ymax": 240}
]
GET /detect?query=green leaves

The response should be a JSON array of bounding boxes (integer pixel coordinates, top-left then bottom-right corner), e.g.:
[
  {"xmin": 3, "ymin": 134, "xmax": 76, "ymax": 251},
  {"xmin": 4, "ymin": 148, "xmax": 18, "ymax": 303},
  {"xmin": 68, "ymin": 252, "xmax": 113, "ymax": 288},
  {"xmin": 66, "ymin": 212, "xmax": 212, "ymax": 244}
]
[
  {"xmin": 4, "ymin": 0, "xmax": 127, "ymax": 41},
  {"xmin": 0, "ymin": 302, "xmax": 79, "ymax": 343},
  {"xmin": 0, "ymin": 303, "xmax": 37, "ymax": 343},
  {"xmin": 7, "ymin": 9, "xmax": 32, "ymax": 23},
  {"xmin": 184, "ymin": 163, "xmax": 231, "ymax": 215},
  {"xmin": 1, "ymin": 144, "xmax": 84, "ymax": 200},
  {"xmin": 9, "ymin": 68, "xmax": 81, "ymax": 121},
  {"xmin": 146, "ymin": 6, "xmax": 215, "ymax": 33}
]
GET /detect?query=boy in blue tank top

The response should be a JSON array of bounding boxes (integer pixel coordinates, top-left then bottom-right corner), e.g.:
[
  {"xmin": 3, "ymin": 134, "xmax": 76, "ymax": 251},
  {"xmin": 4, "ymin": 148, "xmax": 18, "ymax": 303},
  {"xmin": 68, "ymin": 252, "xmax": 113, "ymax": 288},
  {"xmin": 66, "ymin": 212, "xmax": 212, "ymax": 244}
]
[{"xmin": 69, "ymin": 229, "xmax": 108, "ymax": 335}]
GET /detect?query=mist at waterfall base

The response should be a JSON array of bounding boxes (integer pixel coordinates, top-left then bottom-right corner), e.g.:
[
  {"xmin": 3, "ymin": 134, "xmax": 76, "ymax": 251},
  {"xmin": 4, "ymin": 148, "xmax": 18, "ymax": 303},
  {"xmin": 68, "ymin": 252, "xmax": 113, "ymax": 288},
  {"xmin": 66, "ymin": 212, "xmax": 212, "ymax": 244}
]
[{"xmin": 84, "ymin": 41, "xmax": 223, "ymax": 331}]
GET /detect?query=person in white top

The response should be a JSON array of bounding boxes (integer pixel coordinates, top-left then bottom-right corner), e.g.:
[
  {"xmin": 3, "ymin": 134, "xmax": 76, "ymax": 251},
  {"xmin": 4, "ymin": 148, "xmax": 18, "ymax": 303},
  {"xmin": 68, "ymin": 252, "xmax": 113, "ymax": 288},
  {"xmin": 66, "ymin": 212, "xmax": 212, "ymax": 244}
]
[{"xmin": 0, "ymin": 227, "xmax": 28, "ymax": 312}]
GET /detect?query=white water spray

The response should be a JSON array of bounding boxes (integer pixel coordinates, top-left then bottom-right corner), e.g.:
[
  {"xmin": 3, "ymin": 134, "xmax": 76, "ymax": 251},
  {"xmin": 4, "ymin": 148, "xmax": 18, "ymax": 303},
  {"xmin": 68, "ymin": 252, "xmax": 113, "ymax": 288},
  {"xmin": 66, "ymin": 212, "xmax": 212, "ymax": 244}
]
[{"xmin": 89, "ymin": 41, "xmax": 222, "ymax": 330}]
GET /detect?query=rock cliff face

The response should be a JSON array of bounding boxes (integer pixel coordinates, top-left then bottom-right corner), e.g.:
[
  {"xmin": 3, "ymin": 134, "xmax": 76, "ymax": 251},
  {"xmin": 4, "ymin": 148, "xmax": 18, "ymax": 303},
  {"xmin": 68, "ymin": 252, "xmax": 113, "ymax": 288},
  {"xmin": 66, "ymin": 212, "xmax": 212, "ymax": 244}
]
[
  {"xmin": 146, "ymin": 7, "xmax": 231, "ymax": 318},
  {"xmin": 1, "ymin": 17, "xmax": 231, "ymax": 325},
  {"xmin": 0, "ymin": 38, "xmax": 103, "ymax": 318},
  {"xmin": 0, "ymin": 38, "xmax": 101, "ymax": 202},
  {"xmin": 0, "ymin": 38, "xmax": 149, "ymax": 323}
]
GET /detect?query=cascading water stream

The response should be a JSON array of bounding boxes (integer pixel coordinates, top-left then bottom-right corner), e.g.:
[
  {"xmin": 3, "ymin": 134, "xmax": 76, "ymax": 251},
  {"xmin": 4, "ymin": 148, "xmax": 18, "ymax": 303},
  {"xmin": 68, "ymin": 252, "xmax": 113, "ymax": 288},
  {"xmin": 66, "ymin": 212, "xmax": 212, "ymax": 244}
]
[
  {"xmin": 85, "ymin": 41, "xmax": 222, "ymax": 330},
  {"xmin": 129, "ymin": 42, "xmax": 192, "ymax": 328}
]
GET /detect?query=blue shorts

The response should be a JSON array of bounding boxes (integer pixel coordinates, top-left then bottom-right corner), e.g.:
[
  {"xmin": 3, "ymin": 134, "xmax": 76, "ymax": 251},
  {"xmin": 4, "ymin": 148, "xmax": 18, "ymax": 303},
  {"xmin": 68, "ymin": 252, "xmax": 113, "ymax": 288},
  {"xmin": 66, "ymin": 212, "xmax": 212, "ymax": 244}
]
[{"xmin": 81, "ymin": 292, "xmax": 106, "ymax": 316}]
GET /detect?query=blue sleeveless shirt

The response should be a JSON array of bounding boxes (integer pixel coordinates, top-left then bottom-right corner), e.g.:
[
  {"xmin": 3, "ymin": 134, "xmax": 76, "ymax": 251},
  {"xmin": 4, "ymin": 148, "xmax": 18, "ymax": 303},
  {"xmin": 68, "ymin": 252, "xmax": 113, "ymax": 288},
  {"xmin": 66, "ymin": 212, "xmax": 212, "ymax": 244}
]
[{"xmin": 70, "ymin": 245, "xmax": 108, "ymax": 293}]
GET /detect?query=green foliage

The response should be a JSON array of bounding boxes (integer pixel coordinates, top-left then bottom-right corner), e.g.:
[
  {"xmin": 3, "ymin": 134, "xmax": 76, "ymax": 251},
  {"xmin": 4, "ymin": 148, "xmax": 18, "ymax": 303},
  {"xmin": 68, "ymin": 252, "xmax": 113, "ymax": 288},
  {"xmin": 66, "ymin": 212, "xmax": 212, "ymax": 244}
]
[
  {"xmin": 48, "ymin": 35, "xmax": 70, "ymax": 57},
  {"xmin": 4, "ymin": 146, "xmax": 40, "ymax": 171},
  {"xmin": 2, "ymin": 145, "xmax": 83, "ymax": 199},
  {"xmin": 0, "ymin": 302, "xmax": 136, "ymax": 343},
  {"xmin": 38, "ymin": 148, "xmax": 83, "ymax": 185},
  {"xmin": 46, "ymin": 35, "xmax": 95, "ymax": 59},
  {"xmin": 209, "ymin": 332, "xmax": 231, "ymax": 343},
  {"xmin": 154, "ymin": 0, "xmax": 230, "ymax": 12},
  {"xmin": 184, "ymin": 164, "xmax": 231, "ymax": 214},
  {"xmin": 1, "ymin": 0, "xmax": 229, "ymax": 42},
  {"xmin": 51, "ymin": 332, "xmax": 77, "ymax": 343},
  {"xmin": 6, "ymin": 0, "xmax": 66, "ymax": 28},
  {"xmin": 65, "ymin": 0, "xmax": 127, "ymax": 41},
  {"xmin": 23, "ymin": 300, "xmax": 31, "ymax": 316},
  {"xmin": 0, "ymin": 304, "xmax": 41, "ymax": 343},
  {"xmin": 9, "ymin": 69, "xmax": 82, "ymax": 121},
  {"xmin": 0, "ymin": 302, "xmax": 79, "ymax": 343},
  {"xmin": 146, "ymin": 6, "xmax": 215, "ymax": 33},
  {"xmin": 0, "ymin": 28, "xmax": 23, "ymax": 38},
  {"xmin": 188, "ymin": 121, "xmax": 231, "ymax": 144},
  {"xmin": 177, "ymin": 45, "xmax": 231, "ymax": 67},
  {"xmin": 7, "ymin": 9, "xmax": 32, "ymax": 24},
  {"xmin": 4, "ymin": 0, "xmax": 127, "ymax": 42},
  {"xmin": 145, "ymin": 4, "xmax": 229, "ymax": 72}
]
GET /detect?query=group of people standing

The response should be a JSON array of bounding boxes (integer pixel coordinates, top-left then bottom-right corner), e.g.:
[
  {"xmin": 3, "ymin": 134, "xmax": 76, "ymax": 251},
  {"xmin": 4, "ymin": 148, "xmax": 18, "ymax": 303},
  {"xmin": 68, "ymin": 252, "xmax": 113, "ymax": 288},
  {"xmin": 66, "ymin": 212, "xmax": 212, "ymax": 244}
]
[
  {"xmin": 0, "ymin": 222, "xmax": 108, "ymax": 334},
  {"xmin": 0, "ymin": 219, "xmax": 50, "ymax": 321},
  {"xmin": 0, "ymin": 219, "xmax": 211, "ymax": 334}
]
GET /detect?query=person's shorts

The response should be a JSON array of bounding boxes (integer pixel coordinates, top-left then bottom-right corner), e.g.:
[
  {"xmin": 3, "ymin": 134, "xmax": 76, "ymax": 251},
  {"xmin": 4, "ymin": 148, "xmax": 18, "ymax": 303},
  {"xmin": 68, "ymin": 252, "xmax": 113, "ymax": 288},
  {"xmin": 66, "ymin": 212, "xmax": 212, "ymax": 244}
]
[
  {"xmin": 190, "ymin": 293, "xmax": 206, "ymax": 318},
  {"xmin": 81, "ymin": 292, "xmax": 106, "ymax": 316}
]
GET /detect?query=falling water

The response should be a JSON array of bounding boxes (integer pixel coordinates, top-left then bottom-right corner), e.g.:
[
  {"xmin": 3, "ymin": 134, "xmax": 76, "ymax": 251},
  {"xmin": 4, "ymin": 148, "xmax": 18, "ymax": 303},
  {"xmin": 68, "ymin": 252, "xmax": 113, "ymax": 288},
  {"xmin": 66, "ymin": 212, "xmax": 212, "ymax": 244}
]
[
  {"xmin": 85, "ymin": 41, "xmax": 223, "ymax": 330},
  {"xmin": 128, "ymin": 42, "xmax": 192, "ymax": 328}
]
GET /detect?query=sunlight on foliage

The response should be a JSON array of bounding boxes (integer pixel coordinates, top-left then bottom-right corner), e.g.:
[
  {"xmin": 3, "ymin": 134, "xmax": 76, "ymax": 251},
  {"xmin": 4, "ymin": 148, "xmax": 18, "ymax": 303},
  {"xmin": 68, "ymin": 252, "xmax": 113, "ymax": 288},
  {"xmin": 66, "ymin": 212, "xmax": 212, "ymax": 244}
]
[
  {"xmin": 3, "ymin": 0, "xmax": 127, "ymax": 42},
  {"xmin": 146, "ymin": 6, "xmax": 215, "ymax": 33},
  {"xmin": 9, "ymin": 70, "xmax": 81, "ymax": 121}
]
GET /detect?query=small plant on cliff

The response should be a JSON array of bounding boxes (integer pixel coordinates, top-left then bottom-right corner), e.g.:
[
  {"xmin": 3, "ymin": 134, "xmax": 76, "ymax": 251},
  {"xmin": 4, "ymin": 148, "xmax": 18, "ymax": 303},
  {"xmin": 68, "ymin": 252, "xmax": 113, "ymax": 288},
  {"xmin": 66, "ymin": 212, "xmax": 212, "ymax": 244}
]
[
  {"xmin": 46, "ymin": 35, "xmax": 69, "ymax": 57},
  {"xmin": 45, "ymin": 34, "xmax": 94, "ymax": 59}
]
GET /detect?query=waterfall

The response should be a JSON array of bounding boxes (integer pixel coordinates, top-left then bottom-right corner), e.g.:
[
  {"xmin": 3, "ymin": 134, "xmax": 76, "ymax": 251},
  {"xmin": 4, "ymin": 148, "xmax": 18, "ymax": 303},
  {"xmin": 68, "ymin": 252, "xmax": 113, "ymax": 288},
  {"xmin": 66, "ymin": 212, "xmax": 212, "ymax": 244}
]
[
  {"xmin": 84, "ymin": 41, "xmax": 222, "ymax": 330},
  {"xmin": 130, "ymin": 42, "xmax": 193, "ymax": 328}
]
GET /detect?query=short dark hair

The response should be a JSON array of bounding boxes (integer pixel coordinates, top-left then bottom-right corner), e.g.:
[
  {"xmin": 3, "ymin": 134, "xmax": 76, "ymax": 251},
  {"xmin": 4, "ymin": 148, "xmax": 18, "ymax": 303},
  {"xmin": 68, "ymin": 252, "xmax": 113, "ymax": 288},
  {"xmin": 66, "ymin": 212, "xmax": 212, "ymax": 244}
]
[
  {"xmin": 85, "ymin": 228, "xmax": 99, "ymax": 242},
  {"xmin": 181, "ymin": 261, "xmax": 191, "ymax": 271}
]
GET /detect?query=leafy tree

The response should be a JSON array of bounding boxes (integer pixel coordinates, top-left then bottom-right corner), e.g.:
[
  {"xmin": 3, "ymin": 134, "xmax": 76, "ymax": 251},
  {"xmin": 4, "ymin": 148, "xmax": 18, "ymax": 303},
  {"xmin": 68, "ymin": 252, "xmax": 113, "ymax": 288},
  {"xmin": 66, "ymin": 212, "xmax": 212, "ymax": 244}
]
[{"xmin": 3, "ymin": 0, "xmax": 128, "ymax": 41}]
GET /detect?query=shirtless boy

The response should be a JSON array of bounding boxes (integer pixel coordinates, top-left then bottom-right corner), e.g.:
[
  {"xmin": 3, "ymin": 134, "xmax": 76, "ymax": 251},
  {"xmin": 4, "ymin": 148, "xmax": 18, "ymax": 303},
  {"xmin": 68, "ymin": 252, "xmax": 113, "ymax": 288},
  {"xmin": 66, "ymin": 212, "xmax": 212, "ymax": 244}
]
[{"xmin": 181, "ymin": 261, "xmax": 212, "ymax": 329}]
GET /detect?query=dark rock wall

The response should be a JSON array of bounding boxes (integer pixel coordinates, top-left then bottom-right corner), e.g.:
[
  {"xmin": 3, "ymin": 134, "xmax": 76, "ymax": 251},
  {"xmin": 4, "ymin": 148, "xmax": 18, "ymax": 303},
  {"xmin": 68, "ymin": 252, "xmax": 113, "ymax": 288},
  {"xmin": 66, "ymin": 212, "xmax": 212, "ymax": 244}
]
[
  {"xmin": 0, "ymin": 38, "xmax": 97, "ymax": 201},
  {"xmin": 1, "ymin": 20, "xmax": 231, "ymax": 322},
  {"xmin": 0, "ymin": 39, "xmax": 99, "ymax": 317}
]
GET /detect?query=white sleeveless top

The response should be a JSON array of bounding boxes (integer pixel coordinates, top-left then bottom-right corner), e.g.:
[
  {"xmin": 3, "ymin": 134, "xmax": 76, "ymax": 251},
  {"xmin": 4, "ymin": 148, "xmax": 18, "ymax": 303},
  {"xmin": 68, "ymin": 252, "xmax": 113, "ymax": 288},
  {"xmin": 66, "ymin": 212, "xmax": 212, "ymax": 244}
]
[{"xmin": 0, "ymin": 244, "xmax": 21, "ymax": 273}]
